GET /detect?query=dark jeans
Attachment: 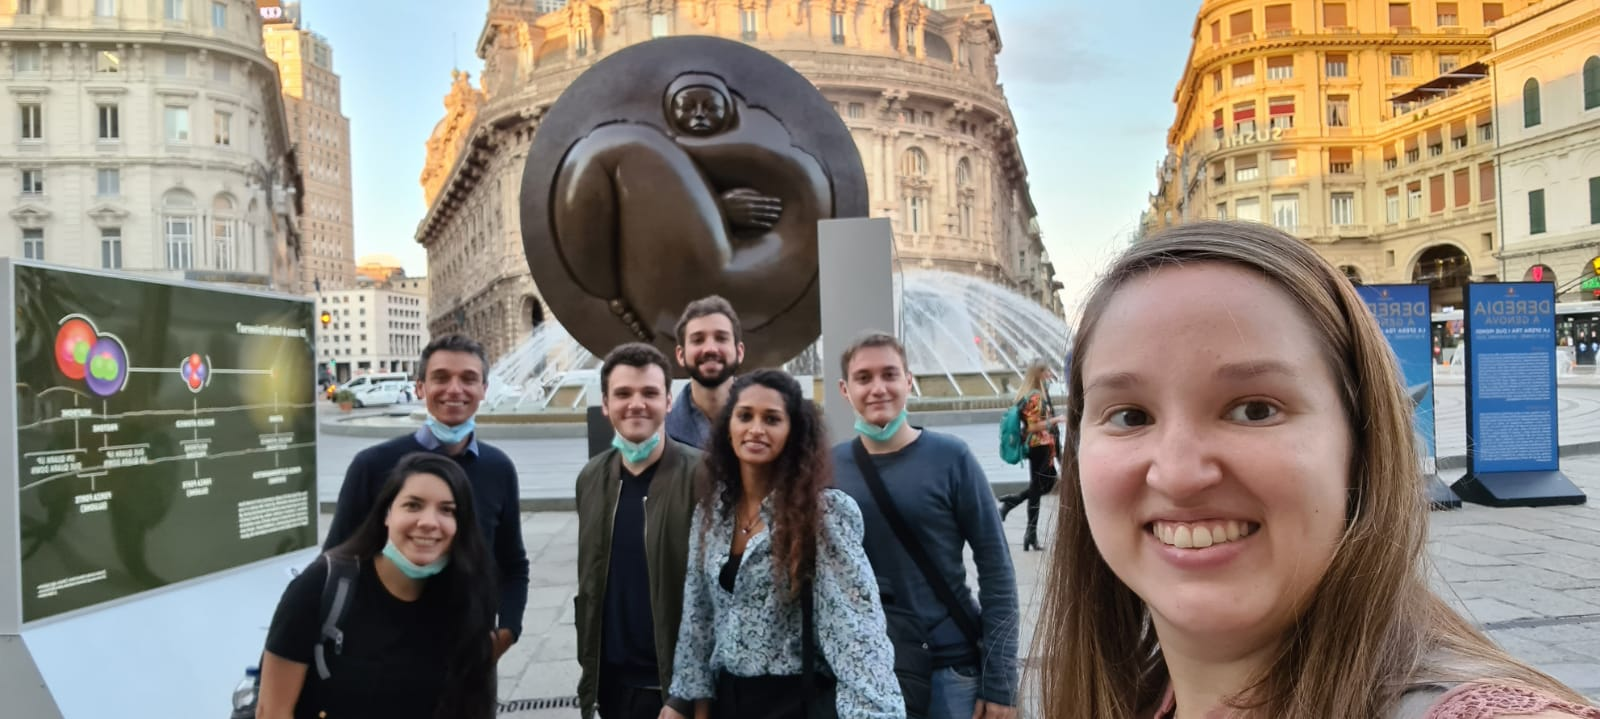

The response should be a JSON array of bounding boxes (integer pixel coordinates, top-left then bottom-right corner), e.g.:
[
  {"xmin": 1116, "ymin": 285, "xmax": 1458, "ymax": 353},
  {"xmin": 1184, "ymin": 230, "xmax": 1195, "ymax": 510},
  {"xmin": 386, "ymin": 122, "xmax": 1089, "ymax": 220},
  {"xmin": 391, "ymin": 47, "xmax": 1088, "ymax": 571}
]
[
  {"xmin": 1020, "ymin": 445, "xmax": 1058, "ymax": 530},
  {"xmin": 598, "ymin": 674, "xmax": 663, "ymax": 719}
]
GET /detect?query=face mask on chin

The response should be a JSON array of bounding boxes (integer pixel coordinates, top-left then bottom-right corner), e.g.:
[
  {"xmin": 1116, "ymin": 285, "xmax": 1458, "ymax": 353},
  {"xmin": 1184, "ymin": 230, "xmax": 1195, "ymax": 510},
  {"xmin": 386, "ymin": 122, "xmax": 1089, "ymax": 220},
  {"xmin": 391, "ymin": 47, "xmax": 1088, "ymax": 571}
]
[
  {"xmin": 381, "ymin": 539, "xmax": 450, "ymax": 579},
  {"xmin": 613, "ymin": 430, "xmax": 662, "ymax": 464},
  {"xmin": 425, "ymin": 415, "xmax": 475, "ymax": 445},
  {"xmin": 854, "ymin": 408, "xmax": 908, "ymax": 442}
]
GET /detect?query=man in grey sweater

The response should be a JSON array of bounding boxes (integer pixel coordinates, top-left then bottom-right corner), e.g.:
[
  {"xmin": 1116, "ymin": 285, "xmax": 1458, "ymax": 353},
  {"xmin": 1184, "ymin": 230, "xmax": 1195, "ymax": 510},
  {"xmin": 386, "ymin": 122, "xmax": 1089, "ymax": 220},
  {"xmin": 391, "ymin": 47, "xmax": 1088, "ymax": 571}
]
[{"xmin": 830, "ymin": 332, "xmax": 1019, "ymax": 719}]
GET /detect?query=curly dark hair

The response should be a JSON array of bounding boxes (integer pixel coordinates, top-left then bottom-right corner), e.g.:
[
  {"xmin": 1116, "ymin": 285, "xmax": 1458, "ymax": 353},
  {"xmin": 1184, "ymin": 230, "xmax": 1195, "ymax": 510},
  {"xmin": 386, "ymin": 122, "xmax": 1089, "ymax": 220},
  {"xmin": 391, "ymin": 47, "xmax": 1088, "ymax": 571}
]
[{"xmin": 702, "ymin": 369, "xmax": 831, "ymax": 597}]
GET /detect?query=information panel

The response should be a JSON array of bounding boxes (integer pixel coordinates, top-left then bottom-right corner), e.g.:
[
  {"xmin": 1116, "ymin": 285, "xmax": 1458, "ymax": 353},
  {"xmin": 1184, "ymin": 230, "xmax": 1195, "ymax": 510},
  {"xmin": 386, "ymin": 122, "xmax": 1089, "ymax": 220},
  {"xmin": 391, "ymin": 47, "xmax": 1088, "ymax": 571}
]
[
  {"xmin": 1356, "ymin": 284, "xmax": 1438, "ymax": 470},
  {"xmin": 1463, "ymin": 282, "xmax": 1558, "ymax": 475},
  {"xmin": 10, "ymin": 263, "xmax": 317, "ymax": 622}
]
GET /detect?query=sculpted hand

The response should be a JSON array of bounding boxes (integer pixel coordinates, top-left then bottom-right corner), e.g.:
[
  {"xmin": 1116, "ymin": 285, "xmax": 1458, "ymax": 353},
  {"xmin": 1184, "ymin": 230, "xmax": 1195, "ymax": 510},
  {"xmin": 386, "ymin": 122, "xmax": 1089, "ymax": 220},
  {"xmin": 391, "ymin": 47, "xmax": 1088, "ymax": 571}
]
[{"xmin": 721, "ymin": 188, "xmax": 783, "ymax": 231}]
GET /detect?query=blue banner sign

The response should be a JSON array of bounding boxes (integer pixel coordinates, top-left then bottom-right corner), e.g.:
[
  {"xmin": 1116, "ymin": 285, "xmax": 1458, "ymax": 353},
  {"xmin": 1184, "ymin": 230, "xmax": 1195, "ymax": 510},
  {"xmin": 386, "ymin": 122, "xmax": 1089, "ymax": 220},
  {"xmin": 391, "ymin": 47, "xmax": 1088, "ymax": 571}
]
[
  {"xmin": 1464, "ymin": 282, "xmax": 1559, "ymax": 474},
  {"xmin": 1356, "ymin": 284, "xmax": 1437, "ymax": 473}
]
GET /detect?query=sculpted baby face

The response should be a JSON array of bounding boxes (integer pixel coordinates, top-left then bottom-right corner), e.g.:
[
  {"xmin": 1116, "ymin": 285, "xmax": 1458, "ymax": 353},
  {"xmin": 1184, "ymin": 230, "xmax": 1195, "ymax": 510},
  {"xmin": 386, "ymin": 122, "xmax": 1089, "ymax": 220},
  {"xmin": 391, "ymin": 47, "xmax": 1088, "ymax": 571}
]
[{"xmin": 670, "ymin": 85, "xmax": 731, "ymax": 136}]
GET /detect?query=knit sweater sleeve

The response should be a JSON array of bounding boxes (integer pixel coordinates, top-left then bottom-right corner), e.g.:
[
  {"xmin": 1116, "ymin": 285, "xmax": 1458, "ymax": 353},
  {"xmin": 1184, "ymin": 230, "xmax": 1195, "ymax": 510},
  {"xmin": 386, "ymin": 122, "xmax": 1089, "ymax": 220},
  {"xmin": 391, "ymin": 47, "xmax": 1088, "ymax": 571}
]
[{"xmin": 1422, "ymin": 684, "xmax": 1600, "ymax": 719}]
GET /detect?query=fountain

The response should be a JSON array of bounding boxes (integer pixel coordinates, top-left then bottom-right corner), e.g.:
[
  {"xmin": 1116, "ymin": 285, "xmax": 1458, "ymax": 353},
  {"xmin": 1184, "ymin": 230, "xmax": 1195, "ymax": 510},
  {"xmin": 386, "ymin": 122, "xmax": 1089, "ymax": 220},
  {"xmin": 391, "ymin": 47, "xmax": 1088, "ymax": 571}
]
[{"xmin": 480, "ymin": 270, "xmax": 1071, "ymax": 415}]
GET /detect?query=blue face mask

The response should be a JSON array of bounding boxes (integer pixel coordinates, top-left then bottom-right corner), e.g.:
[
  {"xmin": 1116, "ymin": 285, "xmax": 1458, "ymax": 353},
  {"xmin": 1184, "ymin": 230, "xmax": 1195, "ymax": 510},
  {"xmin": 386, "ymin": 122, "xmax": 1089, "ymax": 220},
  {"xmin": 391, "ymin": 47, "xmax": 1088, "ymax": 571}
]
[
  {"xmin": 425, "ymin": 415, "xmax": 475, "ymax": 445},
  {"xmin": 381, "ymin": 539, "xmax": 451, "ymax": 579},
  {"xmin": 854, "ymin": 408, "xmax": 908, "ymax": 442},
  {"xmin": 612, "ymin": 431, "xmax": 662, "ymax": 464}
]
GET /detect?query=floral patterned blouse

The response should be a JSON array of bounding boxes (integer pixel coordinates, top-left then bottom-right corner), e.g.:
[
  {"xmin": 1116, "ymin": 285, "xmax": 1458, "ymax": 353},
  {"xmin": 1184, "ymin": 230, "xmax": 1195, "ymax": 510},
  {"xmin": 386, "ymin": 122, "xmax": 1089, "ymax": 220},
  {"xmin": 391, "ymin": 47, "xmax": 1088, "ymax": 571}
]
[
  {"xmin": 669, "ymin": 488, "xmax": 905, "ymax": 719},
  {"xmin": 1021, "ymin": 391, "xmax": 1057, "ymax": 460}
]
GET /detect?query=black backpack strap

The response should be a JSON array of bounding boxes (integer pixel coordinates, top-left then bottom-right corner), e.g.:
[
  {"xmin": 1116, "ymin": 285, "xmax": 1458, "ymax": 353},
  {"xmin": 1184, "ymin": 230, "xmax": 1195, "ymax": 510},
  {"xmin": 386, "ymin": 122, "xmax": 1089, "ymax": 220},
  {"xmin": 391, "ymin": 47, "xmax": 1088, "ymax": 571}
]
[
  {"xmin": 851, "ymin": 439, "xmax": 983, "ymax": 647},
  {"xmin": 313, "ymin": 553, "xmax": 360, "ymax": 681}
]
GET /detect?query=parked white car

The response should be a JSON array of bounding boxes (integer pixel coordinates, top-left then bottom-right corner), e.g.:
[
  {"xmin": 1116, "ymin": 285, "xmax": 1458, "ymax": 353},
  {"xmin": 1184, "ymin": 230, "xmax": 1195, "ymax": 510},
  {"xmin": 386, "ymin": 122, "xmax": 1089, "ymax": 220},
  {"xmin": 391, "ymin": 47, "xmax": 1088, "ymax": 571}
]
[{"xmin": 350, "ymin": 379, "xmax": 414, "ymax": 408}]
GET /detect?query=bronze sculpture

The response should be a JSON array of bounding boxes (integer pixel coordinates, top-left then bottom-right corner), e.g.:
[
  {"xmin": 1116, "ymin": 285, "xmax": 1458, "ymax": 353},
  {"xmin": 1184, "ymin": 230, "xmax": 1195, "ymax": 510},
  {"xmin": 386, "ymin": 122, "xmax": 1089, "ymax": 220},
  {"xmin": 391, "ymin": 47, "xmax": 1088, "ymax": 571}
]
[{"xmin": 521, "ymin": 36, "xmax": 868, "ymax": 372}]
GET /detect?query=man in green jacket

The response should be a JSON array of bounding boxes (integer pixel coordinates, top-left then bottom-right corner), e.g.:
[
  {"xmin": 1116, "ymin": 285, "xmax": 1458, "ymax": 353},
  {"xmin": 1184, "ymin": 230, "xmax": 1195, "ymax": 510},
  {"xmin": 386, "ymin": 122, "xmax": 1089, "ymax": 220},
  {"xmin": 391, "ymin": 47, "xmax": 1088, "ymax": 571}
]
[{"xmin": 576, "ymin": 343, "xmax": 701, "ymax": 719}]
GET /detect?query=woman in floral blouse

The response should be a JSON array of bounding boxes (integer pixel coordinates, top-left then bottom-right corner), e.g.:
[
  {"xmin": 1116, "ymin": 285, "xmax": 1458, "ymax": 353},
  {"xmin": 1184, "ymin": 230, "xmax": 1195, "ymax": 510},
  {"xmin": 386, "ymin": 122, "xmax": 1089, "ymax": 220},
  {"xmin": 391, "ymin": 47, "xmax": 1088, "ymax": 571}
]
[{"xmin": 670, "ymin": 369, "xmax": 904, "ymax": 719}]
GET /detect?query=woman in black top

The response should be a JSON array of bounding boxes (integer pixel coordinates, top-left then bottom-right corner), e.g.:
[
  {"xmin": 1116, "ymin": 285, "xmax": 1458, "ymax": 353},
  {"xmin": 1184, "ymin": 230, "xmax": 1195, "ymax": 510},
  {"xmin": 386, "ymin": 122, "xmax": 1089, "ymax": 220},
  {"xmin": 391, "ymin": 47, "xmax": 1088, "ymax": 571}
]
[{"xmin": 257, "ymin": 452, "xmax": 498, "ymax": 719}]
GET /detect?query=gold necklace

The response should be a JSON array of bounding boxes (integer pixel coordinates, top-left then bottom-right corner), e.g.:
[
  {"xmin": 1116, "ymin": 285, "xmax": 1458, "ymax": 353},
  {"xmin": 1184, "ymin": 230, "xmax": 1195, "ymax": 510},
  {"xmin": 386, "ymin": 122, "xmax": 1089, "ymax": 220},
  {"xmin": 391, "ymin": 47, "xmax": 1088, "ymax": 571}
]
[{"xmin": 738, "ymin": 505, "xmax": 762, "ymax": 535}]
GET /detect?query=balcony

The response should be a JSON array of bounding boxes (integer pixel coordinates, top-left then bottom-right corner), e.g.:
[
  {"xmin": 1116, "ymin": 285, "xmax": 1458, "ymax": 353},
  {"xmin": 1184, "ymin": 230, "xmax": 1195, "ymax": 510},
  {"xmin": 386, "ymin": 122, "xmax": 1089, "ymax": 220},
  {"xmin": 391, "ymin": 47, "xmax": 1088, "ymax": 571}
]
[
  {"xmin": 1335, "ymin": 224, "xmax": 1374, "ymax": 238},
  {"xmin": 1229, "ymin": 33, "xmax": 1257, "ymax": 45},
  {"xmin": 1329, "ymin": 162, "xmax": 1353, "ymax": 174}
]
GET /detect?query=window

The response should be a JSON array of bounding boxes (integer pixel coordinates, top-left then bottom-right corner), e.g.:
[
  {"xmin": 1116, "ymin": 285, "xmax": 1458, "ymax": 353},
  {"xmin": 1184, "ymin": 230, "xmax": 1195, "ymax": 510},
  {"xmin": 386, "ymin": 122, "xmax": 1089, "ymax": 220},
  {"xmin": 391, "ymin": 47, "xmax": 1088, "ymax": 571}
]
[
  {"xmin": 1210, "ymin": 20, "xmax": 1221, "ymax": 44},
  {"xmin": 213, "ymin": 195, "xmax": 236, "ymax": 270},
  {"xmin": 1266, "ymin": 56, "xmax": 1293, "ymax": 80},
  {"xmin": 1229, "ymin": 10, "xmax": 1252, "ymax": 38},
  {"xmin": 1479, "ymin": 120, "xmax": 1494, "ymax": 142},
  {"xmin": 1324, "ymin": 2, "xmax": 1347, "ymax": 27},
  {"xmin": 1388, "ymin": 3, "xmax": 1412, "ymax": 28},
  {"xmin": 1327, "ymin": 95, "xmax": 1349, "ymax": 127},
  {"xmin": 1528, "ymin": 189, "xmax": 1546, "ymax": 234},
  {"xmin": 20, "ymin": 103, "xmax": 43, "ymax": 141},
  {"xmin": 652, "ymin": 12, "xmax": 670, "ymax": 38},
  {"xmin": 847, "ymin": 103, "xmax": 864, "ymax": 119},
  {"xmin": 16, "ymin": 0, "xmax": 34, "ymax": 12},
  {"xmin": 1212, "ymin": 161, "xmax": 1226, "ymax": 185},
  {"xmin": 96, "ymin": 51, "xmax": 121, "ymax": 73},
  {"xmin": 956, "ymin": 158, "xmax": 972, "ymax": 186},
  {"xmin": 1452, "ymin": 123, "xmax": 1468, "ymax": 149},
  {"xmin": 1437, "ymin": 2, "xmax": 1458, "ymax": 26},
  {"xmin": 164, "ymin": 0, "xmax": 182, "ymax": 20},
  {"xmin": 1479, "ymin": 162, "xmax": 1495, "ymax": 202},
  {"xmin": 164, "ymin": 190, "xmax": 196, "ymax": 269},
  {"xmin": 1269, "ymin": 150, "xmax": 1297, "ymax": 177},
  {"xmin": 1232, "ymin": 60, "xmax": 1255, "ymax": 87},
  {"xmin": 1386, "ymin": 188, "xmax": 1401, "ymax": 223},
  {"xmin": 98, "ymin": 104, "xmax": 120, "ymax": 140},
  {"xmin": 1234, "ymin": 102, "xmax": 1257, "ymax": 136},
  {"xmin": 96, "ymin": 0, "xmax": 115, "ymax": 15},
  {"xmin": 1439, "ymin": 54, "xmax": 1459, "ymax": 74},
  {"xmin": 1523, "ymin": 78, "xmax": 1541, "ymax": 127},
  {"xmin": 901, "ymin": 148, "xmax": 928, "ymax": 177},
  {"xmin": 1331, "ymin": 192, "xmax": 1355, "ymax": 225},
  {"xmin": 1326, "ymin": 53, "xmax": 1348, "ymax": 78},
  {"xmin": 1484, "ymin": 3, "xmax": 1504, "ymax": 26},
  {"xmin": 101, "ymin": 228, "xmax": 122, "ymax": 269},
  {"xmin": 166, "ymin": 106, "xmax": 190, "ymax": 142},
  {"xmin": 20, "ymin": 169, "xmax": 44, "ymax": 195},
  {"xmin": 211, "ymin": 1, "xmax": 225, "ymax": 29},
  {"xmin": 1591, "ymin": 176, "xmax": 1600, "ymax": 224},
  {"xmin": 1264, "ymin": 5, "xmax": 1292, "ymax": 35},
  {"xmin": 1216, "ymin": 202, "xmax": 1228, "ymax": 220},
  {"xmin": 1235, "ymin": 154, "xmax": 1260, "ymax": 182},
  {"xmin": 97, "ymin": 168, "xmax": 119, "ymax": 196},
  {"xmin": 905, "ymin": 196, "xmax": 926, "ymax": 233},
  {"xmin": 1391, "ymin": 54, "xmax": 1412, "ymax": 76},
  {"xmin": 22, "ymin": 229, "xmax": 44, "ymax": 261},
  {"xmin": 1213, "ymin": 109, "xmax": 1225, "ymax": 141},
  {"xmin": 740, "ymin": 10, "xmax": 757, "ymax": 41},
  {"xmin": 165, "ymin": 50, "xmax": 186, "ymax": 77},
  {"xmin": 1235, "ymin": 197, "xmax": 1262, "ymax": 223},
  {"xmin": 1268, "ymin": 97, "xmax": 1294, "ymax": 130},
  {"xmin": 1407, "ymin": 182, "xmax": 1422, "ymax": 218},
  {"xmin": 1429, "ymin": 175, "xmax": 1446, "ymax": 213},
  {"xmin": 1586, "ymin": 57, "xmax": 1600, "ymax": 110},
  {"xmin": 1272, "ymin": 195, "xmax": 1299, "ymax": 229},
  {"xmin": 1454, "ymin": 169, "xmax": 1470, "ymax": 208},
  {"xmin": 830, "ymin": 12, "xmax": 844, "ymax": 44},
  {"xmin": 1329, "ymin": 148, "xmax": 1354, "ymax": 174},
  {"xmin": 214, "ymin": 111, "xmax": 231, "ymax": 145},
  {"xmin": 14, "ymin": 45, "xmax": 41, "ymax": 73},
  {"xmin": 1210, "ymin": 71, "xmax": 1222, "ymax": 93}
]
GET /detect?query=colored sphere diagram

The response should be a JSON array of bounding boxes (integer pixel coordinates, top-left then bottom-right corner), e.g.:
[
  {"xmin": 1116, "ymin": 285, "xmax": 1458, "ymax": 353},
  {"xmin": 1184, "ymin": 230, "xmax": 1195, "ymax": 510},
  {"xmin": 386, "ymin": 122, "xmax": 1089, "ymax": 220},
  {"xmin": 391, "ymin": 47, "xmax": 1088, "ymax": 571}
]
[
  {"xmin": 54, "ymin": 316, "xmax": 128, "ymax": 398},
  {"xmin": 181, "ymin": 353, "xmax": 211, "ymax": 393}
]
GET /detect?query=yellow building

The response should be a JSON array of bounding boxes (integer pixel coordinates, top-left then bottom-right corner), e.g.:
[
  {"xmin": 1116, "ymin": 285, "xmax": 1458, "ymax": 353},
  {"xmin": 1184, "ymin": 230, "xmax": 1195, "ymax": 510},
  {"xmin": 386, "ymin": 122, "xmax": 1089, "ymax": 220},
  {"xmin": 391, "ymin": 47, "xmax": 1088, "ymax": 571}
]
[
  {"xmin": 415, "ymin": 0, "xmax": 1061, "ymax": 362},
  {"xmin": 262, "ymin": 0, "xmax": 355, "ymax": 291},
  {"xmin": 1144, "ymin": 0, "xmax": 1532, "ymax": 308}
]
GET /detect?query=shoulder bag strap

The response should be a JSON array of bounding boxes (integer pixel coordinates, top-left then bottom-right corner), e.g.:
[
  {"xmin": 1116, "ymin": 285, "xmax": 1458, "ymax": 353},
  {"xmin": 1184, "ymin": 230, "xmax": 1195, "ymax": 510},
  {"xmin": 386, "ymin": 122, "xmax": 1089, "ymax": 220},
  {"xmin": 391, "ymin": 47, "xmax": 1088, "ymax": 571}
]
[{"xmin": 851, "ymin": 439, "xmax": 982, "ymax": 646}]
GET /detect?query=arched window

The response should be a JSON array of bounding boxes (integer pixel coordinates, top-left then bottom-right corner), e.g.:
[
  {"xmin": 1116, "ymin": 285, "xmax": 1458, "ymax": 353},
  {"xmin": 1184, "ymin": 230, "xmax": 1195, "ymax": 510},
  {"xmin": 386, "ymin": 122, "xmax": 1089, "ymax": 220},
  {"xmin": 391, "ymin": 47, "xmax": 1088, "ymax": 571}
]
[
  {"xmin": 901, "ymin": 148, "xmax": 928, "ymax": 177},
  {"xmin": 213, "ymin": 194, "xmax": 237, "ymax": 271},
  {"xmin": 163, "ymin": 189, "xmax": 196, "ymax": 270},
  {"xmin": 956, "ymin": 157, "xmax": 972, "ymax": 186},
  {"xmin": 1584, "ymin": 56, "xmax": 1600, "ymax": 110},
  {"xmin": 1523, "ymin": 78, "xmax": 1541, "ymax": 128}
]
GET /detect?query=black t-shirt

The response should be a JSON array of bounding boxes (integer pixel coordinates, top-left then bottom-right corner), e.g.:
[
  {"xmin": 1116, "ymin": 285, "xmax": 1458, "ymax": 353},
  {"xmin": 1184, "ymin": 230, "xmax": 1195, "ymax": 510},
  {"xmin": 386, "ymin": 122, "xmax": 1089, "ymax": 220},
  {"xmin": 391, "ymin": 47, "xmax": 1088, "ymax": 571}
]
[
  {"xmin": 265, "ymin": 555, "xmax": 451, "ymax": 719},
  {"xmin": 601, "ymin": 462, "xmax": 659, "ymax": 687}
]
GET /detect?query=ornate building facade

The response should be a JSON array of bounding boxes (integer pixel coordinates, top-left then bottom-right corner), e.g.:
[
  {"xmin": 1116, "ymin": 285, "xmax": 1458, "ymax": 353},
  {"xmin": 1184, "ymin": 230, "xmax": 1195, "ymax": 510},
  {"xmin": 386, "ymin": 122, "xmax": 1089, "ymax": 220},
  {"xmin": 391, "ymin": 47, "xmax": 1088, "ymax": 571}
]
[
  {"xmin": 1141, "ymin": 0, "xmax": 1534, "ymax": 310},
  {"xmin": 1, "ymin": 0, "xmax": 303, "ymax": 291},
  {"xmin": 415, "ymin": 0, "xmax": 1061, "ymax": 363}
]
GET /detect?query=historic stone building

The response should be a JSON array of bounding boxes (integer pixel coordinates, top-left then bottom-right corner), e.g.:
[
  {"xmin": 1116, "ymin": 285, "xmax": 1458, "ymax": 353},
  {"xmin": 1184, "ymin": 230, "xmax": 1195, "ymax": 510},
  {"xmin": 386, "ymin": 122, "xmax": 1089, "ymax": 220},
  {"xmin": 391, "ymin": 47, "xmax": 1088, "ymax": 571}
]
[
  {"xmin": 1, "ymin": 0, "xmax": 303, "ymax": 292},
  {"xmin": 1141, "ymin": 0, "xmax": 1535, "ymax": 310},
  {"xmin": 415, "ymin": 0, "xmax": 1061, "ymax": 363}
]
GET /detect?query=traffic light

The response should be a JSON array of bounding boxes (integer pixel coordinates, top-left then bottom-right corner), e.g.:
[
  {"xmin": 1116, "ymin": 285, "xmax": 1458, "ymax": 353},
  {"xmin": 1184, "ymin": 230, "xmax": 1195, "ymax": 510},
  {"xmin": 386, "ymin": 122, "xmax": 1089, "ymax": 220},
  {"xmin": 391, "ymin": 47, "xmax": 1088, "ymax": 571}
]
[{"xmin": 320, "ymin": 311, "xmax": 332, "ymax": 328}]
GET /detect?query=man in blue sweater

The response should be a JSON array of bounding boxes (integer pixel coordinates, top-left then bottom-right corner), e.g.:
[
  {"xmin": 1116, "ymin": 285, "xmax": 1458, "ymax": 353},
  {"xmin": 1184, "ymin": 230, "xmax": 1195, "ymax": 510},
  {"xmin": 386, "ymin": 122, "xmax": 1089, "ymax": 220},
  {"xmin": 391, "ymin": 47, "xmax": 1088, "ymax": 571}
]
[
  {"xmin": 664, "ymin": 295, "xmax": 744, "ymax": 449},
  {"xmin": 831, "ymin": 332, "xmax": 1018, "ymax": 719},
  {"xmin": 324, "ymin": 334, "xmax": 530, "ymax": 660}
]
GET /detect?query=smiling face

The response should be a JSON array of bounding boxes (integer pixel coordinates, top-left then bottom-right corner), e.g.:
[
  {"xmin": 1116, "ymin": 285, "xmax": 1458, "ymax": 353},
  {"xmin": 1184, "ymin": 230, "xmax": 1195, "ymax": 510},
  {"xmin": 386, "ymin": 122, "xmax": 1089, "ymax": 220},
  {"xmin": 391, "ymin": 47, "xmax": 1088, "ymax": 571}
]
[
  {"xmin": 603, "ymin": 363, "xmax": 669, "ymax": 443},
  {"xmin": 841, "ymin": 345, "xmax": 912, "ymax": 426},
  {"xmin": 729, "ymin": 384, "xmax": 791, "ymax": 467},
  {"xmin": 1076, "ymin": 262, "xmax": 1351, "ymax": 661},
  {"xmin": 670, "ymin": 85, "xmax": 731, "ymax": 136},
  {"xmin": 418, "ymin": 350, "xmax": 486, "ymax": 426},
  {"xmin": 385, "ymin": 472, "xmax": 457, "ymax": 567},
  {"xmin": 676, "ymin": 313, "xmax": 744, "ymax": 388}
]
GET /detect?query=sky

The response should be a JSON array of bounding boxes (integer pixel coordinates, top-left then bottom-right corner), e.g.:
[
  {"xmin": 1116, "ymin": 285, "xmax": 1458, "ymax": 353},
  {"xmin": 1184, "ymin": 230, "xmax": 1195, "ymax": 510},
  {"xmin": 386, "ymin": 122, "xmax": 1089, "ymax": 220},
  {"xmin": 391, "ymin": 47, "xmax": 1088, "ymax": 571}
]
[{"xmin": 305, "ymin": 0, "xmax": 1200, "ymax": 315}]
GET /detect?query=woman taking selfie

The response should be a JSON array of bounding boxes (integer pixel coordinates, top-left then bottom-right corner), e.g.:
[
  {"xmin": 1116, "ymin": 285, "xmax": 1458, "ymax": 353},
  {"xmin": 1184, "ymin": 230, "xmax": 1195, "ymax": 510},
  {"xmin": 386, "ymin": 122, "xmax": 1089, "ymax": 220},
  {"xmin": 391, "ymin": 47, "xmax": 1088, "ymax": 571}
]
[
  {"xmin": 670, "ymin": 369, "xmax": 903, "ymax": 719},
  {"xmin": 256, "ymin": 452, "xmax": 498, "ymax": 719},
  {"xmin": 1034, "ymin": 221, "xmax": 1600, "ymax": 718}
]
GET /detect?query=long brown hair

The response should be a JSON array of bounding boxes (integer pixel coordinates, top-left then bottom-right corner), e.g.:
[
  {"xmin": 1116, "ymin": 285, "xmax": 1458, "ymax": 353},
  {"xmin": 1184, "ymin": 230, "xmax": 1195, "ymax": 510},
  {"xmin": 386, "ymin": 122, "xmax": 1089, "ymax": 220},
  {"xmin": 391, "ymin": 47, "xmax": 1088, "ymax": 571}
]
[
  {"xmin": 1034, "ymin": 220, "xmax": 1589, "ymax": 717},
  {"xmin": 702, "ymin": 369, "xmax": 831, "ymax": 597},
  {"xmin": 1015, "ymin": 359, "xmax": 1052, "ymax": 402}
]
